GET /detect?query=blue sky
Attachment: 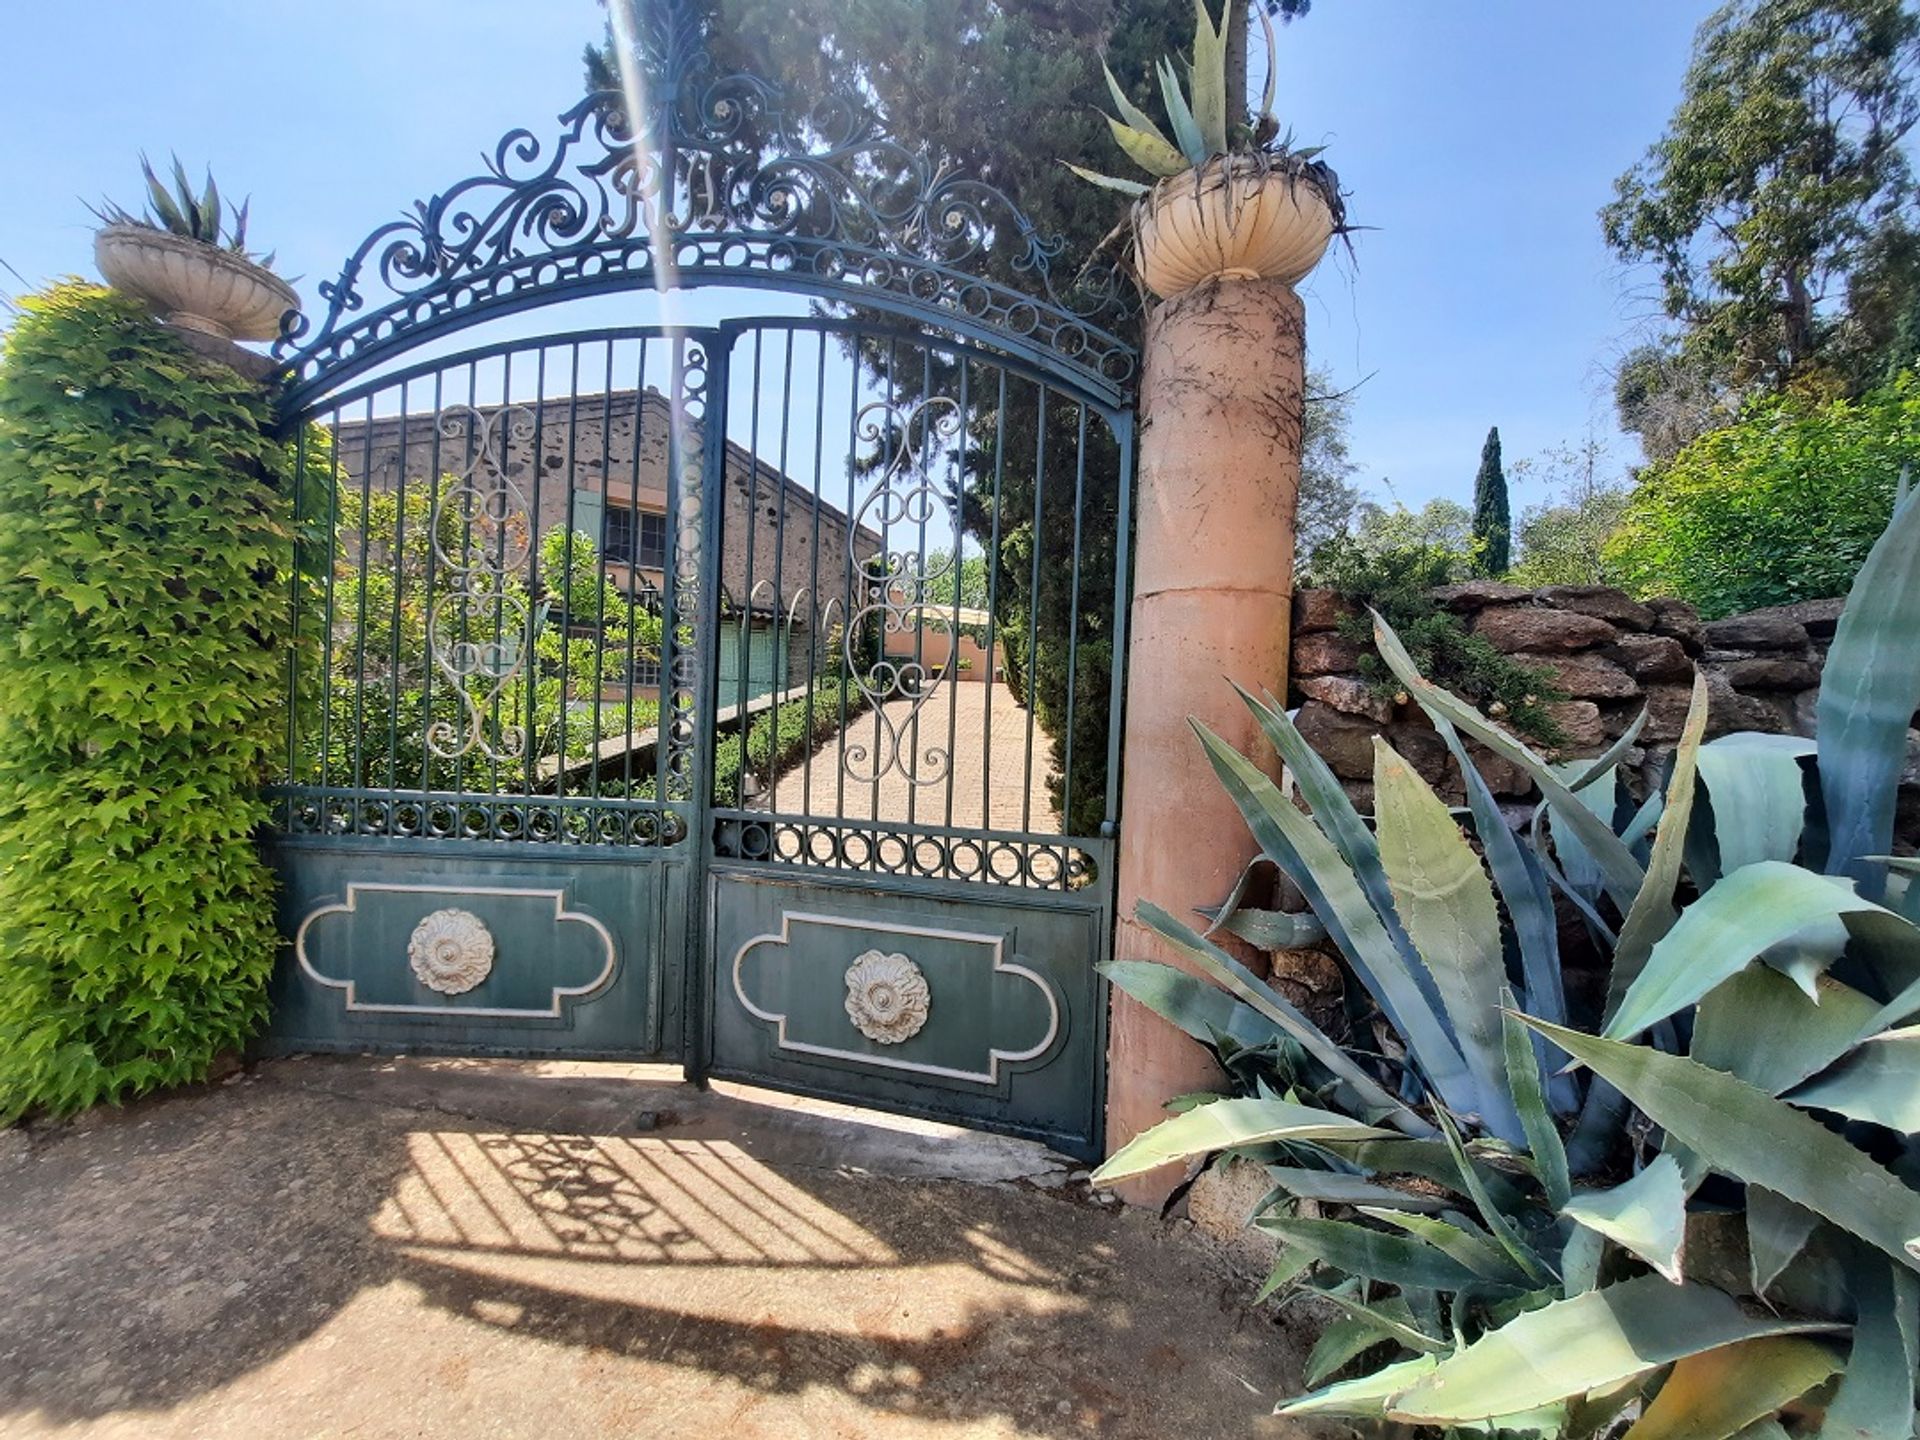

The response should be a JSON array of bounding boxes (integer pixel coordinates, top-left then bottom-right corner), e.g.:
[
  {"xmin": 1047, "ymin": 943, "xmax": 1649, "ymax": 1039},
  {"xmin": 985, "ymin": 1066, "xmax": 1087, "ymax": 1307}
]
[{"xmin": 0, "ymin": 1, "xmax": 1714, "ymax": 511}]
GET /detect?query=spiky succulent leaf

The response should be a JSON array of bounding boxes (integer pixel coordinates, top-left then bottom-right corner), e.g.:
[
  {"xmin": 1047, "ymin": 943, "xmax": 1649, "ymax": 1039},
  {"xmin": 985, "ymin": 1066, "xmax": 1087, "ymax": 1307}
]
[
  {"xmin": 1521, "ymin": 1016, "xmax": 1920, "ymax": 1274},
  {"xmin": 1099, "ymin": 959, "xmax": 1283, "ymax": 1052},
  {"xmin": 1788, "ymin": 1024, "xmax": 1920, "ymax": 1130},
  {"xmin": 1619, "ymin": 1337, "xmax": 1841, "ymax": 1440},
  {"xmin": 1062, "ymin": 162, "xmax": 1150, "ymax": 197},
  {"xmin": 1563, "ymin": 1155, "xmax": 1687, "ymax": 1283},
  {"xmin": 1373, "ymin": 736, "xmax": 1524, "ymax": 1143},
  {"xmin": 1692, "ymin": 964, "xmax": 1884, "ymax": 1096},
  {"xmin": 1100, "ymin": 60, "xmax": 1174, "ymax": 150},
  {"xmin": 1384, "ymin": 1274, "xmax": 1840, "ymax": 1421},
  {"xmin": 1822, "ymin": 1252, "xmax": 1920, "ymax": 1440},
  {"xmin": 1503, "ymin": 1003, "xmax": 1571, "ymax": 1207},
  {"xmin": 1254, "ymin": 1214, "xmax": 1507, "ymax": 1294},
  {"xmin": 1156, "ymin": 57, "xmax": 1209, "ymax": 163},
  {"xmin": 1254, "ymin": 3, "xmax": 1279, "ymax": 124},
  {"xmin": 1747, "ymin": 1187, "xmax": 1821, "ymax": 1296},
  {"xmin": 139, "ymin": 153, "xmax": 187, "ymax": 235},
  {"xmin": 1091, "ymin": 1095, "xmax": 1393, "ymax": 1185},
  {"xmin": 1103, "ymin": 115, "xmax": 1190, "ymax": 177},
  {"xmin": 1187, "ymin": 0, "xmax": 1229, "ymax": 156},
  {"xmin": 1695, "ymin": 734, "xmax": 1814, "ymax": 877},
  {"xmin": 1819, "ymin": 486, "xmax": 1920, "ymax": 901}
]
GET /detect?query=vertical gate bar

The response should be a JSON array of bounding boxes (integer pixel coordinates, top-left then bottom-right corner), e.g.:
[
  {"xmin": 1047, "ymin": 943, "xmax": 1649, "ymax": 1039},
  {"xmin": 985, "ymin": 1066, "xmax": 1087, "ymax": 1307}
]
[
  {"xmin": 591, "ymin": 340, "xmax": 616, "ymax": 811},
  {"xmin": 944, "ymin": 356, "xmax": 970, "ymax": 832},
  {"xmin": 556, "ymin": 343, "xmax": 584, "ymax": 806},
  {"xmin": 522, "ymin": 346, "xmax": 547, "ymax": 801},
  {"xmin": 907, "ymin": 344, "xmax": 932, "ymax": 834},
  {"xmin": 982, "ymin": 366, "xmax": 1007, "ymax": 832},
  {"xmin": 834, "ymin": 332, "xmax": 861, "ymax": 828},
  {"xmin": 317, "ymin": 403, "xmax": 343, "ymax": 797},
  {"xmin": 286, "ymin": 422, "xmax": 308, "ymax": 815},
  {"xmin": 629, "ymin": 338, "xmax": 651, "ymax": 805},
  {"xmin": 1104, "ymin": 412, "xmax": 1135, "ymax": 835},
  {"xmin": 387, "ymin": 381, "xmax": 410, "ymax": 795},
  {"xmin": 737, "ymin": 332, "xmax": 763, "ymax": 797},
  {"xmin": 1061, "ymin": 402, "xmax": 1090, "ymax": 831},
  {"xmin": 350, "ymin": 393, "xmax": 377, "ymax": 794},
  {"xmin": 799, "ymin": 329, "xmax": 828, "ymax": 828},
  {"xmin": 486, "ymin": 349, "xmax": 514, "ymax": 801},
  {"xmin": 417, "ymin": 368, "xmax": 445, "ymax": 795},
  {"xmin": 1022, "ymin": 383, "xmax": 1048, "ymax": 837},
  {"xmin": 871, "ymin": 337, "xmax": 899, "ymax": 831},
  {"xmin": 766, "ymin": 328, "xmax": 795, "ymax": 813},
  {"xmin": 453, "ymin": 361, "xmax": 479, "ymax": 806}
]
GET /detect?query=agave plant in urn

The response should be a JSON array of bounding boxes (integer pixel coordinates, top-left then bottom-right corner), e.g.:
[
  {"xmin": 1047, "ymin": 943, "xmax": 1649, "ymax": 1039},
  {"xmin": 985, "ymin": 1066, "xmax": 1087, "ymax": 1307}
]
[
  {"xmin": 91, "ymin": 154, "xmax": 296, "ymax": 344},
  {"xmin": 1071, "ymin": 1, "xmax": 1347, "ymax": 300}
]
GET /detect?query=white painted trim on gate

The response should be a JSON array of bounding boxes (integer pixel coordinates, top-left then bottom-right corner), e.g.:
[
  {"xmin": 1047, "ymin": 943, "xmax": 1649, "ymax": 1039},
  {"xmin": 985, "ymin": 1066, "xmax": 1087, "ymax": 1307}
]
[
  {"xmin": 730, "ymin": 909, "xmax": 1061, "ymax": 1084},
  {"xmin": 294, "ymin": 881, "xmax": 619, "ymax": 1018}
]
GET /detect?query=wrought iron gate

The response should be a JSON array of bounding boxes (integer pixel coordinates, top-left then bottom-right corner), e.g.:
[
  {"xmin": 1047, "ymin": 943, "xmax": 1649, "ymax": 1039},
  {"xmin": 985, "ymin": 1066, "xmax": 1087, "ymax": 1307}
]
[{"xmin": 262, "ymin": 0, "xmax": 1137, "ymax": 1157}]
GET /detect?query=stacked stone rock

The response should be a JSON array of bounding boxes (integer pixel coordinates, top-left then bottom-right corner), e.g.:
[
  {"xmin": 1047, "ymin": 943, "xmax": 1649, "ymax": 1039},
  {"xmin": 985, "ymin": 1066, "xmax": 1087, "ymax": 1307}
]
[{"xmin": 1288, "ymin": 583, "xmax": 1869, "ymax": 819}]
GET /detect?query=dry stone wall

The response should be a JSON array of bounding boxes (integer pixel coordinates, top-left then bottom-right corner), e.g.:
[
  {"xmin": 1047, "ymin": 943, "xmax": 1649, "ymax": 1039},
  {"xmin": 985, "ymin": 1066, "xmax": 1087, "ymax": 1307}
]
[{"xmin": 1287, "ymin": 583, "xmax": 1918, "ymax": 843}]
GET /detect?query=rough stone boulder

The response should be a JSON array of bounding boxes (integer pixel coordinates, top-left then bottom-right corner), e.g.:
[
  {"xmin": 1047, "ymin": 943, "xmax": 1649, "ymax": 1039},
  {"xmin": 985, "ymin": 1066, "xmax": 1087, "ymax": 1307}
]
[
  {"xmin": 1538, "ymin": 585, "xmax": 1655, "ymax": 631},
  {"xmin": 1471, "ymin": 605, "xmax": 1617, "ymax": 654}
]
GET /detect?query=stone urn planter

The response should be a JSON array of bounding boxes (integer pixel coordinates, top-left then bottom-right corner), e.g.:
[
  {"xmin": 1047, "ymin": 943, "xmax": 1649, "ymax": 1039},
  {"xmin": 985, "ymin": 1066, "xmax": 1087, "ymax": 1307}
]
[
  {"xmin": 94, "ymin": 224, "xmax": 298, "ymax": 343},
  {"xmin": 1132, "ymin": 156, "xmax": 1336, "ymax": 301}
]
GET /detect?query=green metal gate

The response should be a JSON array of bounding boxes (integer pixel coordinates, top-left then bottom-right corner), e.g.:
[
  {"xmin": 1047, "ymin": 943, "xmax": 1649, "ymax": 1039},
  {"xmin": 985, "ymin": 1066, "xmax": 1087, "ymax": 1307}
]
[{"xmin": 261, "ymin": 0, "xmax": 1138, "ymax": 1158}]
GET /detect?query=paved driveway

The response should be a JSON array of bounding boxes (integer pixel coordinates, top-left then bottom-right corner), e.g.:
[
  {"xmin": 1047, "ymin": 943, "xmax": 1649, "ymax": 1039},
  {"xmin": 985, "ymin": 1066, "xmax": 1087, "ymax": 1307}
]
[{"xmin": 0, "ymin": 1058, "xmax": 1315, "ymax": 1439}]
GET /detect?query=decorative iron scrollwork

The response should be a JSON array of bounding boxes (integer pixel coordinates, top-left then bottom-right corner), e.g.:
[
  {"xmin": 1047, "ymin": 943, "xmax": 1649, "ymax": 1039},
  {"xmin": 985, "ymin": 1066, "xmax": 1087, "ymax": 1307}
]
[
  {"xmin": 843, "ymin": 396, "xmax": 963, "ymax": 789},
  {"xmin": 425, "ymin": 404, "xmax": 537, "ymax": 764},
  {"xmin": 274, "ymin": 0, "xmax": 1135, "ymax": 410}
]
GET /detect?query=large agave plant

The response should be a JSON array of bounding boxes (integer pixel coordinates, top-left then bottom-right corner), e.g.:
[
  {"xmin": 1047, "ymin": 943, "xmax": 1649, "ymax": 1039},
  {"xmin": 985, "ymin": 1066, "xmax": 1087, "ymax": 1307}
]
[
  {"xmin": 89, "ymin": 154, "xmax": 272, "ymax": 267},
  {"xmin": 1098, "ymin": 484, "xmax": 1920, "ymax": 1429}
]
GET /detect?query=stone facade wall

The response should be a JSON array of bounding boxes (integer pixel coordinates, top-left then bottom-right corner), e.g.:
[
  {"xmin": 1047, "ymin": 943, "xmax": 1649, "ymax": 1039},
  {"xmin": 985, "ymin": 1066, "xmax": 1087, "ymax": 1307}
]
[{"xmin": 1287, "ymin": 582, "xmax": 1916, "ymax": 838}]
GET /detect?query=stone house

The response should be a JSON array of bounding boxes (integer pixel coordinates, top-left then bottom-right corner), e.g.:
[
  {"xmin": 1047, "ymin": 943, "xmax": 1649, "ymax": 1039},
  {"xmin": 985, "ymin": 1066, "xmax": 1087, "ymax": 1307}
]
[{"xmin": 330, "ymin": 388, "xmax": 882, "ymax": 701}]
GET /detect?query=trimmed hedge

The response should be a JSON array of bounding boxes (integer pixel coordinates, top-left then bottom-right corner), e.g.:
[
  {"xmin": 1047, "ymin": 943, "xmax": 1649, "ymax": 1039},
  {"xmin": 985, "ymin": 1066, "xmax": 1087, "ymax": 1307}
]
[
  {"xmin": 713, "ymin": 678, "xmax": 869, "ymax": 808},
  {"xmin": 0, "ymin": 284, "xmax": 293, "ymax": 1120}
]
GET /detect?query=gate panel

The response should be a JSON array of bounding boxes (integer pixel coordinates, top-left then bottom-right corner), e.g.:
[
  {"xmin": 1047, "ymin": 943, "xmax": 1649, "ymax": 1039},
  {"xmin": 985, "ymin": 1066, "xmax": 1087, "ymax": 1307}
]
[
  {"xmin": 263, "ymin": 329, "xmax": 711, "ymax": 1060},
  {"xmin": 698, "ymin": 320, "xmax": 1131, "ymax": 1158}
]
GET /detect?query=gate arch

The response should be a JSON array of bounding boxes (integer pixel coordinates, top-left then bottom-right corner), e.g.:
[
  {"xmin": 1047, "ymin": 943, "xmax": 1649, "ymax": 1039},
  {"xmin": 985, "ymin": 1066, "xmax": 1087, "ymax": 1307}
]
[{"xmin": 265, "ymin": 0, "xmax": 1138, "ymax": 1159}]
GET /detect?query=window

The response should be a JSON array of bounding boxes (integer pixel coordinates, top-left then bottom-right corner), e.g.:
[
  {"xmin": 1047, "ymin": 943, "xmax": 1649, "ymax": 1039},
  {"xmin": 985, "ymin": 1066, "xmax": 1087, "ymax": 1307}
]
[{"xmin": 603, "ymin": 506, "xmax": 668, "ymax": 568}]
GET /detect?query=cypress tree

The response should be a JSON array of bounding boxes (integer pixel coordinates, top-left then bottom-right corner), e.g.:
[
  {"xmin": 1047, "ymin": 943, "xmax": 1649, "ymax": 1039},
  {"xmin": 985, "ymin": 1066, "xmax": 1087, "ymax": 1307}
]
[{"xmin": 1472, "ymin": 425, "xmax": 1511, "ymax": 575}]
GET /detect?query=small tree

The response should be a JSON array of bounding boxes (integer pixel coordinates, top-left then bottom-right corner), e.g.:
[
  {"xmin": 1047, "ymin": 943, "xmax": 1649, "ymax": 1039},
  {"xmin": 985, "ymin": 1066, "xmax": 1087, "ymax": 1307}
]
[{"xmin": 1470, "ymin": 425, "xmax": 1511, "ymax": 575}]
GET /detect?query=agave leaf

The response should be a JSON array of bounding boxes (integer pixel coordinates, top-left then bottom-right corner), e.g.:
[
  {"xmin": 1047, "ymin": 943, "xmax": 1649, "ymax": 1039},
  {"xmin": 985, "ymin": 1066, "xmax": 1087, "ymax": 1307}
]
[
  {"xmin": 1695, "ymin": 734, "xmax": 1814, "ymax": 877},
  {"xmin": 1329, "ymin": 1137, "xmax": 1530, "ymax": 1213},
  {"xmin": 169, "ymin": 154, "xmax": 201, "ymax": 237},
  {"xmin": 1156, "ymin": 57, "xmax": 1210, "ymax": 163},
  {"xmin": 1563, "ymin": 1155, "xmax": 1687, "ymax": 1283},
  {"xmin": 1100, "ymin": 959, "xmax": 1284, "ymax": 1052},
  {"xmin": 140, "ymin": 153, "xmax": 187, "ymax": 235},
  {"xmin": 1606, "ymin": 673, "xmax": 1711, "ymax": 1022},
  {"xmin": 1266, "ymin": 1166, "xmax": 1449, "ymax": 1212},
  {"xmin": 1434, "ymin": 1109, "xmax": 1557, "ymax": 1288},
  {"xmin": 1193, "ymin": 723, "xmax": 1478, "ymax": 1113},
  {"xmin": 1104, "ymin": 115, "xmax": 1190, "ymax": 177},
  {"xmin": 1605, "ymin": 861, "xmax": 1920, "ymax": 1040},
  {"xmin": 1092, "ymin": 1095, "xmax": 1393, "ymax": 1185},
  {"xmin": 1568, "ymin": 708, "xmax": 1652, "ymax": 793},
  {"xmin": 230, "ymin": 194, "xmax": 250, "ymax": 252},
  {"xmin": 1187, "ymin": 0, "xmax": 1229, "ymax": 156},
  {"xmin": 1254, "ymin": 2, "xmax": 1279, "ymax": 123},
  {"xmin": 1521, "ymin": 1016, "xmax": 1920, "ymax": 1274},
  {"xmin": 1132, "ymin": 901, "xmax": 1432, "ymax": 1135},
  {"xmin": 1305, "ymin": 1282, "xmax": 1449, "ymax": 1354},
  {"xmin": 1747, "ymin": 1186, "xmax": 1822, "ymax": 1296},
  {"xmin": 1218, "ymin": 907, "xmax": 1328, "ymax": 950},
  {"xmin": 1504, "ymin": 1004, "xmax": 1571, "ymax": 1208},
  {"xmin": 1306, "ymin": 1314, "xmax": 1397, "ymax": 1388},
  {"xmin": 1254, "ymin": 1243, "xmax": 1316, "ymax": 1303},
  {"xmin": 1373, "ymin": 737, "xmax": 1524, "ymax": 1144},
  {"xmin": 1823, "ymin": 1250, "xmax": 1920, "ymax": 1440},
  {"xmin": 1372, "ymin": 610, "xmax": 1646, "ymax": 908},
  {"xmin": 1562, "ymin": 1222, "xmax": 1605, "ymax": 1296},
  {"xmin": 1819, "ymin": 487, "xmax": 1920, "ymax": 902},
  {"xmin": 1100, "ymin": 60, "xmax": 1174, "ymax": 150},
  {"xmin": 1358, "ymin": 1207, "xmax": 1532, "ymax": 1284},
  {"xmin": 1545, "ymin": 762, "xmax": 1618, "ymax": 903},
  {"xmin": 1692, "ymin": 964, "xmax": 1884, "ymax": 1097},
  {"xmin": 1278, "ymin": 1352, "xmax": 1442, "ymax": 1417},
  {"xmin": 200, "ymin": 169, "xmax": 221, "ymax": 245},
  {"xmin": 1062, "ymin": 162, "xmax": 1150, "ymax": 197},
  {"xmin": 1385, "ymin": 1274, "xmax": 1841, "ymax": 1421},
  {"xmin": 1728, "ymin": 1423, "xmax": 1791, "ymax": 1440},
  {"xmin": 1619, "ymin": 1336, "xmax": 1841, "ymax": 1440},
  {"xmin": 1255, "ymin": 1214, "xmax": 1503, "ymax": 1294},
  {"xmin": 1787, "ymin": 1024, "xmax": 1920, "ymax": 1130}
]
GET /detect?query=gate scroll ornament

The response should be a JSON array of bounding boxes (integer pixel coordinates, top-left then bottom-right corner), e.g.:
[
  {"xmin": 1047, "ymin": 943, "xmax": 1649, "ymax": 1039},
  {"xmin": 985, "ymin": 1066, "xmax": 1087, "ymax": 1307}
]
[{"xmin": 843, "ymin": 396, "xmax": 964, "ymax": 788}]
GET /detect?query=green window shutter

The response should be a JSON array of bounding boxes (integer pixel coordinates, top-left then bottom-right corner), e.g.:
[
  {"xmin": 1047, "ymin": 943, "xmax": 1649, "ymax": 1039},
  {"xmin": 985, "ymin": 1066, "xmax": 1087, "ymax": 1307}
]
[{"xmin": 569, "ymin": 487, "xmax": 606, "ymax": 553}]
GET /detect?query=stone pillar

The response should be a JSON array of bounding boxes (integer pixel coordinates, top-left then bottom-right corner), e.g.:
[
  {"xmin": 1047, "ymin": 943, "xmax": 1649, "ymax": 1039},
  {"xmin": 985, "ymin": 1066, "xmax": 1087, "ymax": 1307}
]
[{"xmin": 1108, "ymin": 278, "xmax": 1304, "ymax": 1203}]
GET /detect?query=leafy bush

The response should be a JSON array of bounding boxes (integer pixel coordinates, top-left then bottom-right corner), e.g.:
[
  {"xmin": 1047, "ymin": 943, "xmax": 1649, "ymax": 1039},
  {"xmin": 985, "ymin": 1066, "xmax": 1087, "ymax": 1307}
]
[
  {"xmin": 712, "ymin": 678, "xmax": 869, "ymax": 809},
  {"xmin": 0, "ymin": 284, "xmax": 294, "ymax": 1120},
  {"xmin": 1303, "ymin": 530, "xmax": 1568, "ymax": 749},
  {"xmin": 1103, "ymin": 486, "xmax": 1920, "ymax": 1428},
  {"xmin": 1605, "ymin": 375, "xmax": 1920, "ymax": 617}
]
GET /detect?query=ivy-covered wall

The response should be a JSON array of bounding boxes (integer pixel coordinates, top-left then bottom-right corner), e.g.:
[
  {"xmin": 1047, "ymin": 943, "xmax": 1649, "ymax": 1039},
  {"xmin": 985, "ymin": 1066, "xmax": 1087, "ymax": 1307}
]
[{"xmin": 0, "ymin": 283, "xmax": 293, "ymax": 1120}]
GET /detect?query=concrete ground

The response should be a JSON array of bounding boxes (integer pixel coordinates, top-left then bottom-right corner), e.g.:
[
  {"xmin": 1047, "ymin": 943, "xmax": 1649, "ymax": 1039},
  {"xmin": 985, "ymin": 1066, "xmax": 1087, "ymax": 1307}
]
[
  {"xmin": 771, "ymin": 682, "xmax": 1060, "ymax": 835},
  {"xmin": 0, "ymin": 1056, "xmax": 1317, "ymax": 1439}
]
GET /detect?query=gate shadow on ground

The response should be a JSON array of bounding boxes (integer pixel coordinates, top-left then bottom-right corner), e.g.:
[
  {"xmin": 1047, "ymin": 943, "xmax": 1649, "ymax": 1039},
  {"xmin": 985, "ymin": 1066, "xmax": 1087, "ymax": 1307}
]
[{"xmin": 0, "ymin": 1057, "xmax": 1295, "ymax": 1437}]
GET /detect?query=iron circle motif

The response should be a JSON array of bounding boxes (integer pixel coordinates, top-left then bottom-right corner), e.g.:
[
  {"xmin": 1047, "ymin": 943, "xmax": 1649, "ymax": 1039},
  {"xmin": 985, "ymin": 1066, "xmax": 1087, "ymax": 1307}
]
[
  {"xmin": 407, "ymin": 908, "xmax": 497, "ymax": 995},
  {"xmin": 842, "ymin": 949, "xmax": 931, "ymax": 1045}
]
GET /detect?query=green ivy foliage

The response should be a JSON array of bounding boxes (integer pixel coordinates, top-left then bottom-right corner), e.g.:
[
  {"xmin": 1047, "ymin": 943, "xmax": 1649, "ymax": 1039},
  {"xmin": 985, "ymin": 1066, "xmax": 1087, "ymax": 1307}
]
[
  {"xmin": 1606, "ymin": 375, "xmax": 1920, "ymax": 618},
  {"xmin": 0, "ymin": 283, "xmax": 293, "ymax": 1121}
]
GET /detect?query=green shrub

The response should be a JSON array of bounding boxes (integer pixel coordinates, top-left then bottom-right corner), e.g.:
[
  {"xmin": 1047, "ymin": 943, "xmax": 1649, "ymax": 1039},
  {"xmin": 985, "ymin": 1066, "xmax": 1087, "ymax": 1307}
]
[
  {"xmin": 712, "ymin": 679, "xmax": 868, "ymax": 808},
  {"xmin": 1605, "ymin": 375, "xmax": 1920, "ymax": 617},
  {"xmin": 1303, "ymin": 531, "xmax": 1568, "ymax": 750},
  {"xmin": 1102, "ymin": 488, "xmax": 1920, "ymax": 1427},
  {"xmin": 0, "ymin": 283, "xmax": 293, "ymax": 1121}
]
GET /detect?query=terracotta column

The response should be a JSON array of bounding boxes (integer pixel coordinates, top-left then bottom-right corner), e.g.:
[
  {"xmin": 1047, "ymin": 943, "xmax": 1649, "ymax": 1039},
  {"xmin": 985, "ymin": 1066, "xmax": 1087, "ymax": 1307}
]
[{"xmin": 1108, "ymin": 277, "xmax": 1304, "ymax": 1203}]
